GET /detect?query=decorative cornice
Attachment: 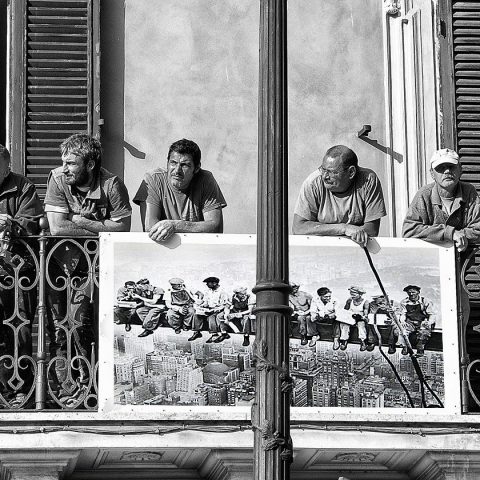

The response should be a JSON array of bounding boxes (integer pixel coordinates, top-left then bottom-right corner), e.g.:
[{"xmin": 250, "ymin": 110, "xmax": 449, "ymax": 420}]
[
  {"xmin": 119, "ymin": 451, "xmax": 163, "ymax": 462},
  {"xmin": 332, "ymin": 452, "xmax": 377, "ymax": 463}
]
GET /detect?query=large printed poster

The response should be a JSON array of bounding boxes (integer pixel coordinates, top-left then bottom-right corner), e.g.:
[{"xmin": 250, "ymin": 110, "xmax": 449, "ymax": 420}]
[{"xmin": 98, "ymin": 233, "xmax": 461, "ymax": 418}]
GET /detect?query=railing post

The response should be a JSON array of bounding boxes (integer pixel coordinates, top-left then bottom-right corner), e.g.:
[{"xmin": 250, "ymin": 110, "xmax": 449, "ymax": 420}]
[
  {"xmin": 253, "ymin": 1, "xmax": 291, "ymax": 479},
  {"xmin": 35, "ymin": 218, "xmax": 49, "ymax": 409},
  {"xmin": 457, "ymin": 250, "xmax": 471, "ymax": 413}
]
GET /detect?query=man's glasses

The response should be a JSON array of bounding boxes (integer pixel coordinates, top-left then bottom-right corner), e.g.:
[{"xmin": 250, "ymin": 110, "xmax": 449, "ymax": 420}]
[
  {"xmin": 319, "ymin": 166, "xmax": 347, "ymax": 177},
  {"xmin": 433, "ymin": 163, "xmax": 458, "ymax": 173}
]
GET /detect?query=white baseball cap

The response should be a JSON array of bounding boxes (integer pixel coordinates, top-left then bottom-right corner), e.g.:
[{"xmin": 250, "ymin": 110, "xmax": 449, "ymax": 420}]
[{"xmin": 430, "ymin": 148, "xmax": 459, "ymax": 169}]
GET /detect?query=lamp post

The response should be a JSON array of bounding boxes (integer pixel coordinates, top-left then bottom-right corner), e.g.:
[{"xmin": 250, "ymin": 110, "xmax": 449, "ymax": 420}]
[{"xmin": 253, "ymin": 1, "xmax": 292, "ymax": 479}]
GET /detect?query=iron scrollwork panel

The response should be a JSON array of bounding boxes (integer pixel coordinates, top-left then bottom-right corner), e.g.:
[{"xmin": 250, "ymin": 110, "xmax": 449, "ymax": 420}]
[
  {"xmin": 461, "ymin": 247, "xmax": 480, "ymax": 411},
  {"xmin": 0, "ymin": 236, "xmax": 99, "ymax": 411},
  {"xmin": 0, "ymin": 238, "xmax": 39, "ymax": 409},
  {"xmin": 44, "ymin": 237, "xmax": 99, "ymax": 410}
]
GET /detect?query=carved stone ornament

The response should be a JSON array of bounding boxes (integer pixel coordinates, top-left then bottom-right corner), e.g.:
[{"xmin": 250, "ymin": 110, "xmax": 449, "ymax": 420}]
[
  {"xmin": 120, "ymin": 451, "xmax": 163, "ymax": 462},
  {"xmin": 384, "ymin": 0, "xmax": 400, "ymax": 15},
  {"xmin": 333, "ymin": 452, "xmax": 376, "ymax": 463}
]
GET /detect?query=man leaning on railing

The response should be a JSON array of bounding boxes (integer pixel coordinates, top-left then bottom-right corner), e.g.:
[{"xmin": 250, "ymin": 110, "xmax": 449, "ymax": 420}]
[
  {"xmin": 0, "ymin": 144, "xmax": 43, "ymax": 408},
  {"xmin": 43, "ymin": 134, "xmax": 132, "ymax": 406},
  {"xmin": 403, "ymin": 148, "xmax": 480, "ymax": 333}
]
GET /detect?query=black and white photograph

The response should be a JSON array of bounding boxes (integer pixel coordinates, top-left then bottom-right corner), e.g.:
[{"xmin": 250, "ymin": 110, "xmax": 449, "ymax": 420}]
[
  {"xmin": 3, "ymin": 0, "xmax": 480, "ymax": 478},
  {"xmin": 100, "ymin": 233, "xmax": 459, "ymax": 415}
]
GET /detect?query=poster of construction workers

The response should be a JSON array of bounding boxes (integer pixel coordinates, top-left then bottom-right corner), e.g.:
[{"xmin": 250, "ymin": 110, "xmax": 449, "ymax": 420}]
[{"xmin": 99, "ymin": 233, "xmax": 460, "ymax": 416}]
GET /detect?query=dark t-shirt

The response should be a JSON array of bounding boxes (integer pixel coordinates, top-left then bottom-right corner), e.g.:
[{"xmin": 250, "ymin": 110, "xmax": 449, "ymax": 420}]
[{"xmin": 133, "ymin": 168, "xmax": 226, "ymax": 222}]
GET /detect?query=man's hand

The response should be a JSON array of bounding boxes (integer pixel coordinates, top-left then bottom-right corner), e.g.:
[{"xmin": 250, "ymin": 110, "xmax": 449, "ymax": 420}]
[
  {"xmin": 80, "ymin": 200, "xmax": 96, "ymax": 219},
  {"xmin": 181, "ymin": 305, "xmax": 189, "ymax": 316},
  {"xmin": 344, "ymin": 224, "xmax": 368, "ymax": 247},
  {"xmin": 453, "ymin": 230, "xmax": 468, "ymax": 252},
  {"xmin": 148, "ymin": 220, "xmax": 177, "ymax": 242}
]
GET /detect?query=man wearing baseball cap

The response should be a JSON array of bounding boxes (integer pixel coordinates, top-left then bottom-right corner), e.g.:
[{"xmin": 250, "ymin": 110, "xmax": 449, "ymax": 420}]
[{"xmin": 403, "ymin": 148, "xmax": 480, "ymax": 251}]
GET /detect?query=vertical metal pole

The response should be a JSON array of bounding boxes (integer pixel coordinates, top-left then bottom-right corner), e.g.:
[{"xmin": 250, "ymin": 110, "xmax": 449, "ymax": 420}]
[
  {"xmin": 456, "ymin": 250, "xmax": 470, "ymax": 413},
  {"xmin": 35, "ymin": 219, "xmax": 48, "ymax": 409},
  {"xmin": 253, "ymin": 1, "xmax": 291, "ymax": 479}
]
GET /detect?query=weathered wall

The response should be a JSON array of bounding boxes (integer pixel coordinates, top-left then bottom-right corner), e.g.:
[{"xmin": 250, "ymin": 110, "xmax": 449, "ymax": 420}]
[
  {"xmin": 0, "ymin": 0, "xmax": 7, "ymax": 145},
  {"xmin": 102, "ymin": 0, "xmax": 387, "ymax": 234},
  {"xmin": 288, "ymin": 1, "xmax": 388, "ymax": 235}
]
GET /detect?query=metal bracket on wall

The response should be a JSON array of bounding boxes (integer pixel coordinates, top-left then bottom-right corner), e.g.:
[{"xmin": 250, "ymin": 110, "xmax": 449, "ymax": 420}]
[
  {"xmin": 356, "ymin": 125, "xmax": 403, "ymax": 163},
  {"xmin": 357, "ymin": 124, "xmax": 372, "ymax": 138}
]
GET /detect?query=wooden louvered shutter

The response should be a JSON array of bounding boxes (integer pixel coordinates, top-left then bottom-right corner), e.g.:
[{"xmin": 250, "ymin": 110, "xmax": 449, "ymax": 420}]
[
  {"xmin": 452, "ymin": 1, "xmax": 480, "ymax": 189},
  {"xmin": 9, "ymin": 0, "xmax": 100, "ymax": 198}
]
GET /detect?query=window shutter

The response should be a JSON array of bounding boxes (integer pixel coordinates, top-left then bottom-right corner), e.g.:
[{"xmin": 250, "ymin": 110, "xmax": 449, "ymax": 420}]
[
  {"xmin": 9, "ymin": 0, "xmax": 100, "ymax": 198},
  {"xmin": 453, "ymin": 1, "xmax": 480, "ymax": 190}
]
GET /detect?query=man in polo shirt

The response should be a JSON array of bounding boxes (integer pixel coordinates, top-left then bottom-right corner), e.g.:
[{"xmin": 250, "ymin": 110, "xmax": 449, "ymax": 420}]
[
  {"xmin": 292, "ymin": 145, "xmax": 386, "ymax": 246},
  {"xmin": 44, "ymin": 133, "xmax": 131, "ymax": 404},
  {"xmin": 133, "ymin": 138, "xmax": 227, "ymax": 242},
  {"xmin": 0, "ymin": 145, "xmax": 43, "ymax": 406},
  {"xmin": 45, "ymin": 134, "xmax": 131, "ymax": 235}
]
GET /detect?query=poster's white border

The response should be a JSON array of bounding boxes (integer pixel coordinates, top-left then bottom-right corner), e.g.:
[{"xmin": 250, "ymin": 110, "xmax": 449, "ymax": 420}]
[{"xmin": 96, "ymin": 232, "xmax": 461, "ymax": 421}]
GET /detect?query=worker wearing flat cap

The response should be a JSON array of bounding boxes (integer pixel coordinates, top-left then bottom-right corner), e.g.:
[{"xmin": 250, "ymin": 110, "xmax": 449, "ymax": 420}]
[
  {"xmin": 189, "ymin": 276, "xmax": 228, "ymax": 343},
  {"xmin": 339, "ymin": 285, "xmax": 372, "ymax": 351},
  {"xmin": 388, "ymin": 285, "xmax": 436, "ymax": 356},
  {"xmin": 217, "ymin": 286, "xmax": 256, "ymax": 346},
  {"xmin": 164, "ymin": 277, "xmax": 197, "ymax": 334},
  {"xmin": 403, "ymin": 148, "xmax": 480, "ymax": 251}
]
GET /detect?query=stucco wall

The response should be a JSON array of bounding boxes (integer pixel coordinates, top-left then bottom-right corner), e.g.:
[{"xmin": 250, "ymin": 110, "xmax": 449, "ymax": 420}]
[
  {"xmin": 0, "ymin": 0, "xmax": 7, "ymax": 145},
  {"xmin": 108, "ymin": 0, "xmax": 387, "ymax": 234}
]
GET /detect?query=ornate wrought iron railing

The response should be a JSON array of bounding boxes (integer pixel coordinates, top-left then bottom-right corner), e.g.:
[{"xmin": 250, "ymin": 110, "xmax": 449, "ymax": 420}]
[
  {"xmin": 0, "ymin": 228, "xmax": 98, "ymax": 411},
  {"xmin": 2, "ymin": 233, "xmax": 480, "ymax": 412},
  {"xmin": 460, "ymin": 245, "xmax": 480, "ymax": 413}
]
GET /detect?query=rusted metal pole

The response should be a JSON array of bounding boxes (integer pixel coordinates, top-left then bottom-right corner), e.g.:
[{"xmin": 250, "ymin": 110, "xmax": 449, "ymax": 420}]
[{"xmin": 253, "ymin": 1, "xmax": 292, "ymax": 479}]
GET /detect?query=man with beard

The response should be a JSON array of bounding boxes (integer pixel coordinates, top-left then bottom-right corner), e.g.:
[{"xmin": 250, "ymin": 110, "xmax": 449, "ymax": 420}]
[
  {"xmin": 403, "ymin": 148, "xmax": 480, "ymax": 337},
  {"xmin": 403, "ymin": 148, "xmax": 480, "ymax": 249},
  {"xmin": 292, "ymin": 145, "xmax": 386, "ymax": 246},
  {"xmin": 44, "ymin": 134, "xmax": 131, "ymax": 404}
]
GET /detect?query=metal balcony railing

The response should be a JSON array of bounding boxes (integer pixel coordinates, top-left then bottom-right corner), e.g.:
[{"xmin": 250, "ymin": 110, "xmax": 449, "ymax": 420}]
[
  {"xmin": 461, "ymin": 245, "xmax": 480, "ymax": 413},
  {"xmin": 0, "ymin": 230, "xmax": 98, "ymax": 411},
  {"xmin": 3, "ymin": 232, "xmax": 480, "ymax": 413}
]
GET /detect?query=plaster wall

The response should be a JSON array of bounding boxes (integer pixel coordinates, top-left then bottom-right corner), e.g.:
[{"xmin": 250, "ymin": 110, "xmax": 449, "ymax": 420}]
[
  {"xmin": 114, "ymin": 0, "xmax": 388, "ymax": 234},
  {"xmin": 0, "ymin": 0, "xmax": 7, "ymax": 145}
]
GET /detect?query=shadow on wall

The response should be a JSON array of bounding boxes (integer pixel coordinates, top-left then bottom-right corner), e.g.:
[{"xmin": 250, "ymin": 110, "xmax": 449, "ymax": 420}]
[{"xmin": 100, "ymin": 0, "xmax": 125, "ymax": 178}]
